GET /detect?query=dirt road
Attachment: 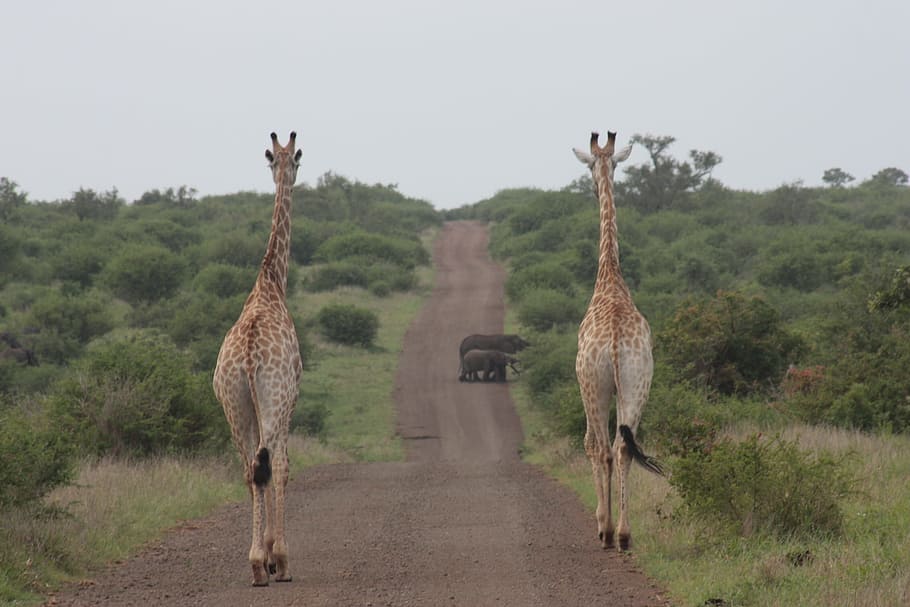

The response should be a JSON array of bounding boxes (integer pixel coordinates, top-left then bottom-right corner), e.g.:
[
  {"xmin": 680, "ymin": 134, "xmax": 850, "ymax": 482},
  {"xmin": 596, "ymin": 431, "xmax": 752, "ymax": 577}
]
[{"xmin": 49, "ymin": 221, "xmax": 668, "ymax": 607}]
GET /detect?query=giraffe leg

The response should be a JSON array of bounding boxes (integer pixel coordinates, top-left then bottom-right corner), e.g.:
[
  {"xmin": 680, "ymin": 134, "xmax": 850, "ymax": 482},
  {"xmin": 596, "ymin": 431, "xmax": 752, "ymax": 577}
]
[
  {"xmin": 271, "ymin": 447, "xmax": 292, "ymax": 582},
  {"xmin": 615, "ymin": 437, "xmax": 634, "ymax": 551},
  {"xmin": 248, "ymin": 477, "xmax": 270, "ymax": 586},
  {"xmin": 264, "ymin": 482, "xmax": 277, "ymax": 575},
  {"xmin": 585, "ymin": 427, "xmax": 614, "ymax": 548}
]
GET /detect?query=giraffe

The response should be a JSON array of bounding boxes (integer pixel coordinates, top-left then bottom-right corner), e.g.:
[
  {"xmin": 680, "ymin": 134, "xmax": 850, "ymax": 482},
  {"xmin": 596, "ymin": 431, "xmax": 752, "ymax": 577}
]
[
  {"xmin": 213, "ymin": 131, "xmax": 303, "ymax": 586},
  {"xmin": 572, "ymin": 131, "xmax": 663, "ymax": 551}
]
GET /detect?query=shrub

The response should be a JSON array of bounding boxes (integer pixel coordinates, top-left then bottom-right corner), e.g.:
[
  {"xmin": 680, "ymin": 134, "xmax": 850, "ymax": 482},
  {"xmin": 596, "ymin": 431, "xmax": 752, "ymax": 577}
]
[
  {"xmin": 646, "ymin": 381, "xmax": 722, "ymax": 458},
  {"xmin": 520, "ymin": 331, "xmax": 578, "ymax": 398},
  {"xmin": 661, "ymin": 291, "xmax": 804, "ymax": 395},
  {"xmin": 506, "ymin": 261, "xmax": 577, "ymax": 302},
  {"xmin": 516, "ymin": 288, "xmax": 585, "ymax": 332},
  {"xmin": 49, "ymin": 333, "xmax": 228, "ymax": 457},
  {"xmin": 0, "ymin": 399, "xmax": 75, "ymax": 508},
  {"xmin": 364, "ymin": 262, "xmax": 416, "ymax": 292},
  {"xmin": 124, "ymin": 218, "xmax": 201, "ymax": 252},
  {"xmin": 307, "ymin": 260, "xmax": 415, "ymax": 294},
  {"xmin": 290, "ymin": 400, "xmax": 330, "ymax": 437},
  {"xmin": 314, "ymin": 231, "xmax": 428, "ymax": 269},
  {"xmin": 543, "ymin": 382, "xmax": 587, "ymax": 443},
  {"xmin": 102, "ymin": 244, "xmax": 187, "ymax": 303},
  {"xmin": 26, "ymin": 290, "xmax": 114, "ymax": 363},
  {"xmin": 315, "ymin": 304, "xmax": 379, "ymax": 347},
  {"xmin": 202, "ymin": 231, "xmax": 265, "ymax": 267},
  {"xmin": 192, "ymin": 263, "xmax": 256, "ymax": 298},
  {"xmin": 306, "ymin": 261, "xmax": 369, "ymax": 291},
  {"xmin": 51, "ymin": 241, "xmax": 107, "ymax": 288},
  {"xmin": 669, "ymin": 433, "xmax": 852, "ymax": 539},
  {"xmin": 369, "ymin": 281, "xmax": 391, "ymax": 297}
]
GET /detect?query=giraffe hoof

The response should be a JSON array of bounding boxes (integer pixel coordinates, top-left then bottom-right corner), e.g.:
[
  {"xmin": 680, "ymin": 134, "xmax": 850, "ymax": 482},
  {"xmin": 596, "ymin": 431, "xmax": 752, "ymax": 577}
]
[
  {"xmin": 275, "ymin": 574, "xmax": 293, "ymax": 583},
  {"xmin": 599, "ymin": 531, "xmax": 614, "ymax": 549},
  {"xmin": 618, "ymin": 535, "xmax": 632, "ymax": 552}
]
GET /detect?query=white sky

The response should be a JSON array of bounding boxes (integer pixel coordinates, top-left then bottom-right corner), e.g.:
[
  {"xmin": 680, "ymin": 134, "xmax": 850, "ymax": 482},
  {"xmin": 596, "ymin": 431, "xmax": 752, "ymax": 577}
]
[{"xmin": 2, "ymin": 0, "xmax": 908, "ymax": 209}]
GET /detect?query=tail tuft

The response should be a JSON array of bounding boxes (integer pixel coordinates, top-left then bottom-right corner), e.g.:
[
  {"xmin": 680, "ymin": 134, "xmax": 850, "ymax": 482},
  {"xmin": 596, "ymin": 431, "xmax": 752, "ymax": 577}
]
[
  {"xmin": 252, "ymin": 447, "xmax": 272, "ymax": 486},
  {"xmin": 619, "ymin": 425, "xmax": 664, "ymax": 476}
]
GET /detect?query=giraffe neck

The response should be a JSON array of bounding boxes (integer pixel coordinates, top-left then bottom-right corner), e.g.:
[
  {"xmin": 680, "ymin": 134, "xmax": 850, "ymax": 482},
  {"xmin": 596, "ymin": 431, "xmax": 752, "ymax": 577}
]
[
  {"xmin": 257, "ymin": 180, "xmax": 294, "ymax": 296},
  {"xmin": 593, "ymin": 168, "xmax": 629, "ymax": 295}
]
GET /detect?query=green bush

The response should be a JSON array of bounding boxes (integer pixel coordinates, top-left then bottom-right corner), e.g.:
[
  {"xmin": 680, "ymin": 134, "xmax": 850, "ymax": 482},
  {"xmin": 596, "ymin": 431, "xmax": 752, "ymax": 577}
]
[
  {"xmin": 314, "ymin": 231, "xmax": 428, "ymax": 269},
  {"xmin": 51, "ymin": 241, "xmax": 107, "ymax": 288},
  {"xmin": 192, "ymin": 263, "xmax": 256, "ymax": 298},
  {"xmin": 201, "ymin": 231, "xmax": 265, "ymax": 267},
  {"xmin": 306, "ymin": 261, "xmax": 369, "ymax": 291},
  {"xmin": 49, "ymin": 333, "xmax": 228, "ymax": 457},
  {"xmin": 306, "ymin": 259, "xmax": 415, "ymax": 294},
  {"xmin": 365, "ymin": 262, "xmax": 416, "ymax": 292},
  {"xmin": 0, "ymin": 399, "xmax": 75, "ymax": 508},
  {"xmin": 315, "ymin": 304, "xmax": 379, "ymax": 347},
  {"xmin": 516, "ymin": 288, "xmax": 585, "ymax": 332},
  {"xmin": 369, "ymin": 281, "xmax": 391, "ymax": 297},
  {"xmin": 669, "ymin": 433, "xmax": 852, "ymax": 539},
  {"xmin": 661, "ymin": 291, "xmax": 804, "ymax": 395},
  {"xmin": 102, "ymin": 244, "xmax": 187, "ymax": 303},
  {"xmin": 789, "ymin": 330, "xmax": 910, "ymax": 433},
  {"xmin": 290, "ymin": 400, "xmax": 330, "ymax": 437},
  {"xmin": 646, "ymin": 380, "xmax": 723, "ymax": 458},
  {"xmin": 521, "ymin": 331, "xmax": 578, "ymax": 399},
  {"xmin": 543, "ymin": 381, "xmax": 587, "ymax": 442},
  {"xmin": 26, "ymin": 290, "xmax": 114, "ymax": 363},
  {"xmin": 505, "ymin": 261, "xmax": 577, "ymax": 302},
  {"xmin": 123, "ymin": 218, "xmax": 201, "ymax": 252}
]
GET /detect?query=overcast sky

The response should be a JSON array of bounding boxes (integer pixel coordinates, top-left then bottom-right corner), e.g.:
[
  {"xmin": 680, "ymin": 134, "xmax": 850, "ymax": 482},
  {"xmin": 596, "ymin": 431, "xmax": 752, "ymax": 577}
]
[{"xmin": 2, "ymin": 1, "xmax": 908, "ymax": 209}]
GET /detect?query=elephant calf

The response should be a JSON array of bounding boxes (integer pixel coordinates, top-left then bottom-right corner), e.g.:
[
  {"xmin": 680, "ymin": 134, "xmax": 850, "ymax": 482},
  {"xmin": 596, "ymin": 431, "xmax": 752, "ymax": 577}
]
[
  {"xmin": 458, "ymin": 334, "xmax": 530, "ymax": 361},
  {"xmin": 458, "ymin": 333, "xmax": 529, "ymax": 379},
  {"xmin": 459, "ymin": 349, "xmax": 520, "ymax": 383}
]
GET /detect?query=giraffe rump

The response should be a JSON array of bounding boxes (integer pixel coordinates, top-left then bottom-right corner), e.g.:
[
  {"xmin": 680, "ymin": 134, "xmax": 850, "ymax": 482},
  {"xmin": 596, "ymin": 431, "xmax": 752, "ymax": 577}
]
[{"xmin": 618, "ymin": 425, "xmax": 663, "ymax": 476}]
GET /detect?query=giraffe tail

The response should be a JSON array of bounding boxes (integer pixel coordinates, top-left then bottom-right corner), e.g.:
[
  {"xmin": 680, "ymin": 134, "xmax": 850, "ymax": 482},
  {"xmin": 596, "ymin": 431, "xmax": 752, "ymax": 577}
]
[
  {"xmin": 253, "ymin": 447, "xmax": 272, "ymax": 486},
  {"xmin": 619, "ymin": 424, "xmax": 664, "ymax": 476},
  {"xmin": 244, "ymin": 335, "xmax": 271, "ymax": 487}
]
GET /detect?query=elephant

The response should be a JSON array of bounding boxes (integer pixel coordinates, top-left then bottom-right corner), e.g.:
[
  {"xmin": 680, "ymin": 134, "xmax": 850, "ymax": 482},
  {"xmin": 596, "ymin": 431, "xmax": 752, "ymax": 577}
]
[
  {"xmin": 459, "ymin": 349, "xmax": 520, "ymax": 383},
  {"xmin": 0, "ymin": 332, "xmax": 38, "ymax": 366},
  {"xmin": 0, "ymin": 347, "xmax": 38, "ymax": 366},
  {"xmin": 458, "ymin": 334, "xmax": 529, "ymax": 378}
]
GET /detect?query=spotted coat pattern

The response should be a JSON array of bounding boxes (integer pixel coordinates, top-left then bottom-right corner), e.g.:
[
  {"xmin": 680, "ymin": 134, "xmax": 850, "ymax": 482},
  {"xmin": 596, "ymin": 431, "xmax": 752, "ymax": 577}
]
[
  {"xmin": 213, "ymin": 132, "xmax": 303, "ymax": 586},
  {"xmin": 573, "ymin": 131, "xmax": 653, "ymax": 551}
]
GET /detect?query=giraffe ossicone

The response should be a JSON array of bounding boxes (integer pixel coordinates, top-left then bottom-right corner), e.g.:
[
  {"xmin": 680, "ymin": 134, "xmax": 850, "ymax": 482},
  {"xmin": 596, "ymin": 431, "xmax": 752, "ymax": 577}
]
[
  {"xmin": 573, "ymin": 130, "xmax": 663, "ymax": 552},
  {"xmin": 213, "ymin": 131, "xmax": 303, "ymax": 586}
]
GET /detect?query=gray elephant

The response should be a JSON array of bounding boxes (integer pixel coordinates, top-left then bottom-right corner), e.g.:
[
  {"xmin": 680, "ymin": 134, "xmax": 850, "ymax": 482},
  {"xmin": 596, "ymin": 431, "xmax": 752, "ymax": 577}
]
[
  {"xmin": 0, "ymin": 347, "xmax": 38, "ymax": 366},
  {"xmin": 459, "ymin": 349, "xmax": 520, "ymax": 383},
  {"xmin": 458, "ymin": 334, "xmax": 529, "ymax": 378},
  {"xmin": 458, "ymin": 334, "xmax": 530, "ymax": 360}
]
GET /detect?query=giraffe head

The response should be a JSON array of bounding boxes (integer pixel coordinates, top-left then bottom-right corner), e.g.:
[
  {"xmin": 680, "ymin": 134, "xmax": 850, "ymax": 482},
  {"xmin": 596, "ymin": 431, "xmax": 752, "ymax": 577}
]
[
  {"xmin": 265, "ymin": 131, "xmax": 303, "ymax": 185},
  {"xmin": 573, "ymin": 131, "xmax": 632, "ymax": 182}
]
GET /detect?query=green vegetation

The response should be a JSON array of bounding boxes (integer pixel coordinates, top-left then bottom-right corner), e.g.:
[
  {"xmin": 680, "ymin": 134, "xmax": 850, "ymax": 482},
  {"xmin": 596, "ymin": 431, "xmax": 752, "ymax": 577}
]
[
  {"xmin": 315, "ymin": 303, "xmax": 381, "ymax": 347},
  {"xmin": 0, "ymin": 173, "xmax": 440, "ymax": 603},
  {"xmin": 455, "ymin": 138, "xmax": 910, "ymax": 606}
]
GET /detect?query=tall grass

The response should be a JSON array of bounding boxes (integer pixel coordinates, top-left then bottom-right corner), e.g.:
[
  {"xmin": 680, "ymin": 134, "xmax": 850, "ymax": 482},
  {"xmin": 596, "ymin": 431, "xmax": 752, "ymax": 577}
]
[{"xmin": 512, "ymin": 371, "xmax": 910, "ymax": 607}]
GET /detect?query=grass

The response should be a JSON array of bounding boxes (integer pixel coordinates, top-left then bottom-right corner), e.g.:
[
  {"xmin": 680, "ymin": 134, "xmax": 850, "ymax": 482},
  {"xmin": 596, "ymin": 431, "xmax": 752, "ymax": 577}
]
[
  {"xmin": 510, "ymin": 369, "xmax": 910, "ymax": 607},
  {"xmin": 291, "ymin": 230, "xmax": 435, "ymax": 461},
  {"xmin": 0, "ymin": 229, "xmax": 438, "ymax": 605}
]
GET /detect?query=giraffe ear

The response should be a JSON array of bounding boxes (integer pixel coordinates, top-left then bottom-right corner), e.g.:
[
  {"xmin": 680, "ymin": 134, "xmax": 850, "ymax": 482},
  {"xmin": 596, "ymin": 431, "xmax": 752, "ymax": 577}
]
[
  {"xmin": 294, "ymin": 149, "xmax": 302, "ymax": 162},
  {"xmin": 265, "ymin": 150, "xmax": 275, "ymax": 163},
  {"xmin": 612, "ymin": 144, "xmax": 632, "ymax": 165},
  {"xmin": 573, "ymin": 148, "xmax": 594, "ymax": 167}
]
